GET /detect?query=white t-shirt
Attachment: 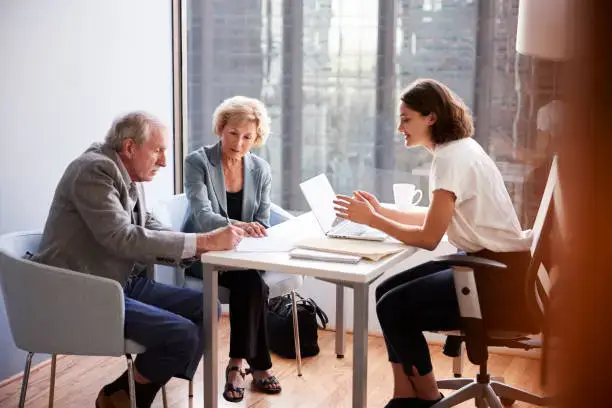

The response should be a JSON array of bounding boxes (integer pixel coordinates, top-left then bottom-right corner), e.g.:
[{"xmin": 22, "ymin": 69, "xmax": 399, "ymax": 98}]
[{"xmin": 429, "ymin": 138, "xmax": 533, "ymax": 253}]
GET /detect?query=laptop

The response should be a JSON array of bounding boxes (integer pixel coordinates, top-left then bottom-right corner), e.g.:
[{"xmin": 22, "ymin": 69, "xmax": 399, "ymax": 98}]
[{"xmin": 299, "ymin": 174, "xmax": 387, "ymax": 242}]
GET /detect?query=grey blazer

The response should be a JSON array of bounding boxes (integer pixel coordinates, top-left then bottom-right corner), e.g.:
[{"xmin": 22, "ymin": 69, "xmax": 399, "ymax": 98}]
[
  {"xmin": 182, "ymin": 142, "xmax": 272, "ymax": 234},
  {"xmin": 33, "ymin": 143, "xmax": 186, "ymax": 286}
]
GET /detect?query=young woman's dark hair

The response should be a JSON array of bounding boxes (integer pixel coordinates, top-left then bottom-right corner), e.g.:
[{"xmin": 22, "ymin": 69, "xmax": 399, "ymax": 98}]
[{"xmin": 400, "ymin": 78, "xmax": 474, "ymax": 145}]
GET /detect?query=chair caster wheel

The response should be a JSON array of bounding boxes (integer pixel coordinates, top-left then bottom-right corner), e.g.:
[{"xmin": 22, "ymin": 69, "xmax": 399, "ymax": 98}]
[
  {"xmin": 500, "ymin": 397, "xmax": 515, "ymax": 406},
  {"xmin": 453, "ymin": 373, "xmax": 462, "ymax": 378},
  {"xmin": 337, "ymin": 354, "xmax": 344, "ymax": 359}
]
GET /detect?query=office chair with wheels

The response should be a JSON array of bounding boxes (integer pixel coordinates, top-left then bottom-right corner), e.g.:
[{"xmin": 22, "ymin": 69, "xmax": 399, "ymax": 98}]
[{"xmin": 429, "ymin": 159, "xmax": 559, "ymax": 408}]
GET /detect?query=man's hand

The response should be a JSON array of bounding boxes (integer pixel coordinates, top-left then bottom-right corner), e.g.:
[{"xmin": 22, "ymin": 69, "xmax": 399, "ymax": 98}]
[
  {"xmin": 233, "ymin": 221, "xmax": 267, "ymax": 237},
  {"xmin": 196, "ymin": 225, "xmax": 245, "ymax": 253}
]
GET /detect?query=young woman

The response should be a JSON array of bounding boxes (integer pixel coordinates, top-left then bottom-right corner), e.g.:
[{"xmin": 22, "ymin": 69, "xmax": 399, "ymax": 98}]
[{"xmin": 334, "ymin": 79, "xmax": 534, "ymax": 408}]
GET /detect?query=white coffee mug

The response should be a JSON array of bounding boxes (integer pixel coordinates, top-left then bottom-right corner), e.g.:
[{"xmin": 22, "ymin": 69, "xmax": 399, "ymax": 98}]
[{"xmin": 393, "ymin": 183, "xmax": 423, "ymax": 211}]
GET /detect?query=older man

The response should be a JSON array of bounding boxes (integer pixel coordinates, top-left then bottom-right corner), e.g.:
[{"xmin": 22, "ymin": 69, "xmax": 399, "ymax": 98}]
[{"xmin": 33, "ymin": 112, "xmax": 244, "ymax": 408}]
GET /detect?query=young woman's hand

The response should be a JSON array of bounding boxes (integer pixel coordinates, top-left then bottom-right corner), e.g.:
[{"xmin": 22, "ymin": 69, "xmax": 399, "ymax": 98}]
[
  {"xmin": 352, "ymin": 190, "xmax": 382, "ymax": 212},
  {"xmin": 334, "ymin": 191, "xmax": 378, "ymax": 226}
]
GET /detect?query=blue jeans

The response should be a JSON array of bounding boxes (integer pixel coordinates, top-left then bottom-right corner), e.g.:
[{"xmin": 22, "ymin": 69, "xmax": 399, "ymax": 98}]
[{"xmin": 123, "ymin": 276, "xmax": 220, "ymax": 384}]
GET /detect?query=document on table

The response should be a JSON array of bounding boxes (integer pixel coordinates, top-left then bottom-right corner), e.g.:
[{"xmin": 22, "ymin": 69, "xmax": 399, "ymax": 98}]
[
  {"xmin": 295, "ymin": 236, "xmax": 406, "ymax": 261},
  {"xmin": 236, "ymin": 236, "xmax": 295, "ymax": 252},
  {"xmin": 289, "ymin": 248, "xmax": 361, "ymax": 264}
]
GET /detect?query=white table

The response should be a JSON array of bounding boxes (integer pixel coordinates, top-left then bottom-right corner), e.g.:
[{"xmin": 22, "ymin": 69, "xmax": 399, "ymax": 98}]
[{"xmin": 200, "ymin": 211, "xmax": 419, "ymax": 408}]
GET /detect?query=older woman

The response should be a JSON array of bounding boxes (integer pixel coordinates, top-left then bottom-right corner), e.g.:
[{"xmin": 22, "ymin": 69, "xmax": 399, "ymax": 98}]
[{"xmin": 182, "ymin": 96, "xmax": 280, "ymax": 402}]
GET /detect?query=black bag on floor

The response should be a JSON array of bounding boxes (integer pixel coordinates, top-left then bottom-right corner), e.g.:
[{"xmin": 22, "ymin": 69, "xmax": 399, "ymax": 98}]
[{"xmin": 266, "ymin": 293, "xmax": 328, "ymax": 358}]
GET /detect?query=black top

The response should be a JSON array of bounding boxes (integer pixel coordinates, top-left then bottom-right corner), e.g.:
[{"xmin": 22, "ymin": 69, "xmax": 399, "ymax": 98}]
[
  {"xmin": 131, "ymin": 199, "xmax": 140, "ymax": 225},
  {"xmin": 226, "ymin": 189, "xmax": 244, "ymax": 222}
]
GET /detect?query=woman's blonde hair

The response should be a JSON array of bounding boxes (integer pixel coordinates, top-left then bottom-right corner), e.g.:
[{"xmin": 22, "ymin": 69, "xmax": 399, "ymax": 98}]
[{"xmin": 212, "ymin": 96, "xmax": 271, "ymax": 147}]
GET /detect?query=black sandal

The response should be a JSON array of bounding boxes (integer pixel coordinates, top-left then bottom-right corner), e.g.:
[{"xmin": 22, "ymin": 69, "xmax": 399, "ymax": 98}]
[
  {"xmin": 247, "ymin": 369, "xmax": 282, "ymax": 394},
  {"xmin": 383, "ymin": 393, "xmax": 444, "ymax": 408},
  {"xmin": 383, "ymin": 397, "xmax": 422, "ymax": 408},
  {"xmin": 419, "ymin": 393, "xmax": 444, "ymax": 408},
  {"xmin": 223, "ymin": 366, "xmax": 246, "ymax": 403}
]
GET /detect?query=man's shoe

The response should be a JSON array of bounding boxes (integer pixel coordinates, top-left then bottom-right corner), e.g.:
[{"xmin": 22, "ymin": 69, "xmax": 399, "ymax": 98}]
[{"xmin": 95, "ymin": 388, "xmax": 132, "ymax": 408}]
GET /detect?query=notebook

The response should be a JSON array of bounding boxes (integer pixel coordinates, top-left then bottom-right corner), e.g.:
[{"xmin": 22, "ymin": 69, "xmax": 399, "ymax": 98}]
[
  {"xmin": 295, "ymin": 236, "xmax": 406, "ymax": 261},
  {"xmin": 289, "ymin": 248, "xmax": 361, "ymax": 264}
]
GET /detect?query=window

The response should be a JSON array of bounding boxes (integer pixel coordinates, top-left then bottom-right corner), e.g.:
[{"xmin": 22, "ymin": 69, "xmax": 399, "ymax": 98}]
[{"xmin": 182, "ymin": 0, "xmax": 554, "ymax": 227}]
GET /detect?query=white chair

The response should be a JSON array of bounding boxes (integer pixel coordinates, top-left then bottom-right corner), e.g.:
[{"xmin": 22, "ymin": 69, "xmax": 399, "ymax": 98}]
[
  {"xmin": 156, "ymin": 194, "xmax": 306, "ymax": 375},
  {"xmin": 0, "ymin": 231, "xmax": 173, "ymax": 408}
]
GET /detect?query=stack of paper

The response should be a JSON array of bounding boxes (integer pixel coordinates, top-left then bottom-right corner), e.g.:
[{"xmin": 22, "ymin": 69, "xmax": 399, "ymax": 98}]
[
  {"xmin": 295, "ymin": 237, "xmax": 406, "ymax": 261},
  {"xmin": 289, "ymin": 248, "xmax": 361, "ymax": 264},
  {"xmin": 235, "ymin": 236, "xmax": 294, "ymax": 252}
]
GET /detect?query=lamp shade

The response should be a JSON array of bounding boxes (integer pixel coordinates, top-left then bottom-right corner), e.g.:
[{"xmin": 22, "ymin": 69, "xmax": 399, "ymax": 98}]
[{"xmin": 516, "ymin": 0, "xmax": 572, "ymax": 60}]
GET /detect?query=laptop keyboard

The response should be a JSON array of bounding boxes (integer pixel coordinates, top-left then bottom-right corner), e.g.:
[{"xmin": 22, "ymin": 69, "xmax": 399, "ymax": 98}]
[{"xmin": 333, "ymin": 222, "xmax": 367, "ymax": 236}]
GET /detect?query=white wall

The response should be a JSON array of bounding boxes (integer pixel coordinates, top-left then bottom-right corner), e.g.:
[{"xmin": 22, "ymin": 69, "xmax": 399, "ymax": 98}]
[{"xmin": 0, "ymin": 0, "xmax": 175, "ymax": 380}]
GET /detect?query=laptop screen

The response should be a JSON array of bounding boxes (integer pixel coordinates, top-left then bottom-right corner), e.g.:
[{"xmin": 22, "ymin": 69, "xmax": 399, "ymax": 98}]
[{"xmin": 299, "ymin": 174, "xmax": 339, "ymax": 233}]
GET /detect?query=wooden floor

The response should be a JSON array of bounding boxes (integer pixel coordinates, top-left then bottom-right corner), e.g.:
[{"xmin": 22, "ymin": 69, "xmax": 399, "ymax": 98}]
[{"xmin": 0, "ymin": 316, "xmax": 545, "ymax": 408}]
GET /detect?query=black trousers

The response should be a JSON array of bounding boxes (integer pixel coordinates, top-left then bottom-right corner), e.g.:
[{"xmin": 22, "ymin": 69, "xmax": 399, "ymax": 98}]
[
  {"xmin": 375, "ymin": 250, "xmax": 532, "ymax": 377},
  {"xmin": 219, "ymin": 269, "xmax": 272, "ymax": 370},
  {"xmin": 376, "ymin": 261, "xmax": 461, "ymax": 376},
  {"xmin": 186, "ymin": 263, "xmax": 272, "ymax": 370}
]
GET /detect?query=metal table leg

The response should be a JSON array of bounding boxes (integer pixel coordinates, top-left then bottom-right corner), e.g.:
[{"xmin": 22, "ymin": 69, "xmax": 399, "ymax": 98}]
[
  {"xmin": 353, "ymin": 283, "xmax": 369, "ymax": 407},
  {"xmin": 336, "ymin": 284, "xmax": 346, "ymax": 358},
  {"xmin": 202, "ymin": 265, "xmax": 219, "ymax": 408}
]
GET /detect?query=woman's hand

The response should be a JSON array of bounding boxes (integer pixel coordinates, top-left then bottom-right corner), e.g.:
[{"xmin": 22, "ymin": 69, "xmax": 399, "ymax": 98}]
[
  {"xmin": 352, "ymin": 190, "xmax": 382, "ymax": 212},
  {"xmin": 333, "ymin": 191, "xmax": 378, "ymax": 226},
  {"xmin": 233, "ymin": 221, "xmax": 267, "ymax": 237}
]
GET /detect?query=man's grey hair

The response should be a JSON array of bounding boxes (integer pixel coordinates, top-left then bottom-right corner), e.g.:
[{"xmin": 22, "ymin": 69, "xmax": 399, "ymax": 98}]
[{"xmin": 104, "ymin": 111, "xmax": 166, "ymax": 152}]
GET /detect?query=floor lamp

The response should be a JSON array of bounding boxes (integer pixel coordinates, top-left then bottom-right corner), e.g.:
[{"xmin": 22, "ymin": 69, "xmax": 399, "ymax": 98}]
[{"xmin": 514, "ymin": 0, "xmax": 572, "ymax": 225}]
